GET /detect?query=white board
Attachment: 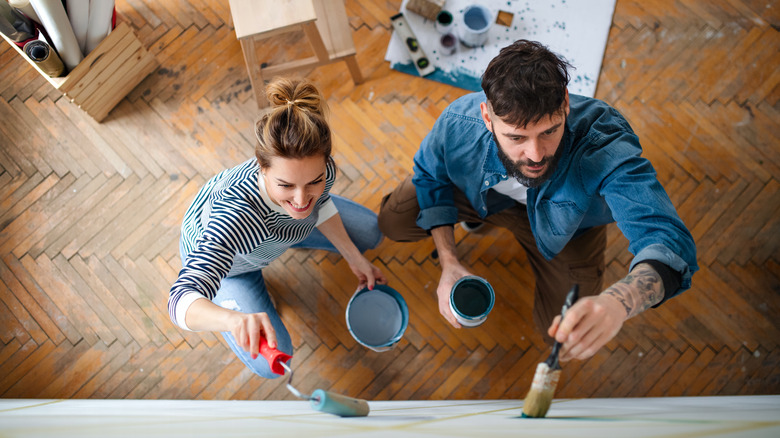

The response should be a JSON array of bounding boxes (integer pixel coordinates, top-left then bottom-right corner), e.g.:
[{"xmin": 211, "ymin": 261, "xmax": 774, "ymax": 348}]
[{"xmin": 1, "ymin": 396, "xmax": 779, "ymax": 437}]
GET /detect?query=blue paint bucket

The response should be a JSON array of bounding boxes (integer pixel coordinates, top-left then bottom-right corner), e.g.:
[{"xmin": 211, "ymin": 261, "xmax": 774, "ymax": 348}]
[
  {"xmin": 346, "ymin": 284, "xmax": 408, "ymax": 352},
  {"xmin": 449, "ymin": 275, "xmax": 495, "ymax": 327},
  {"xmin": 459, "ymin": 4, "xmax": 493, "ymax": 48}
]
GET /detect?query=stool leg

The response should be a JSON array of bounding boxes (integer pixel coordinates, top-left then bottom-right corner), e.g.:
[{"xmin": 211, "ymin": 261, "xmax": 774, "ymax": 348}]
[
  {"xmin": 239, "ymin": 37, "xmax": 268, "ymax": 109},
  {"xmin": 344, "ymin": 55, "xmax": 363, "ymax": 85},
  {"xmin": 302, "ymin": 22, "xmax": 330, "ymax": 62}
]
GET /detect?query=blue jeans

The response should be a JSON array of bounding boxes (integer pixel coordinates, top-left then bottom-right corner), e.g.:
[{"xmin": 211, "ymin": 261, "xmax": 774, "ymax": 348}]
[{"xmin": 183, "ymin": 195, "xmax": 383, "ymax": 378}]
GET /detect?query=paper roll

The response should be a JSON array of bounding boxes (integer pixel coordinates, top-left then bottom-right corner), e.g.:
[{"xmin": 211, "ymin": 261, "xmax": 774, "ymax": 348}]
[
  {"xmin": 8, "ymin": 0, "xmax": 41, "ymax": 24},
  {"xmin": 85, "ymin": 0, "xmax": 114, "ymax": 55},
  {"xmin": 24, "ymin": 39, "xmax": 65, "ymax": 77},
  {"xmin": 67, "ymin": 0, "xmax": 89, "ymax": 55},
  {"xmin": 29, "ymin": 0, "xmax": 83, "ymax": 70},
  {"xmin": 0, "ymin": 1, "xmax": 37, "ymax": 44}
]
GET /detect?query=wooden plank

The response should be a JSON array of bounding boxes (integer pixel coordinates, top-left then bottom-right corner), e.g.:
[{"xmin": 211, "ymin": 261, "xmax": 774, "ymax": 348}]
[
  {"xmin": 0, "ymin": 340, "xmax": 57, "ymax": 396},
  {"xmin": 72, "ymin": 340, "xmax": 142, "ymax": 398},
  {"xmin": 15, "ymin": 172, "xmax": 115, "ymax": 259},
  {"xmin": 0, "ymin": 98, "xmax": 68, "ymax": 177},
  {"xmin": 0, "ymin": 173, "xmax": 46, "ymax": 230},
  {"xmin": 21, "ymin": 253, "xmax": 111, "ymax": 345},
  {"xmin": 0, "ymin": 255, "xmax": 75, "ymax": 344},
  {"xmin": 101, "ymin": 255, "xmax": 186, "ymax": 347}
]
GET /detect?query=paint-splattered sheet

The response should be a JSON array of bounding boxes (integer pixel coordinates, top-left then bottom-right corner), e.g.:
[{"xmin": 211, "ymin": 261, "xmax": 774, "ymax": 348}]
[{"xmin": 385, "ymin": 0, "xmax": 616, "ymax": 97}]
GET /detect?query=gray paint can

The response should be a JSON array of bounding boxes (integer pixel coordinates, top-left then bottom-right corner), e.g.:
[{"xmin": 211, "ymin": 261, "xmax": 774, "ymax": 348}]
[{"xmin": 346, "ymin": 284, "xmax": 408, "ymax": 352}]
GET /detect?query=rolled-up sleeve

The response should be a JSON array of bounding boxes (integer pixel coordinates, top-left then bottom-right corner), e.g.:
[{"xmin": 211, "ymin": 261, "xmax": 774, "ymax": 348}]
[{"xmin": 412, "ymin": 116, "xmax": 459, "ymax": 230}]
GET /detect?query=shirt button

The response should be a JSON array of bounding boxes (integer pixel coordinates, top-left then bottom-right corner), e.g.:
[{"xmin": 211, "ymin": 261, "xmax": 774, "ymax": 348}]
[{"xmin": 484, "ymin": 180, "xmax": 489, "ymax": 186}]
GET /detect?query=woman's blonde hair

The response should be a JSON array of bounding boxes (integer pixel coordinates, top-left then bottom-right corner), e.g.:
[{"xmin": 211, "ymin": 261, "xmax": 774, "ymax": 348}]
[{"xmin": 255, "ymin": 77, "xmax": 331, "ymax": 169}]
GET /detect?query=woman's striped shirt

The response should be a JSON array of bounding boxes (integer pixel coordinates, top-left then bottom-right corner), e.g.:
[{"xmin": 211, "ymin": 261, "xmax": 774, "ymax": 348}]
[{"xmin": 168, "ymin": 158, "xmax": 337, "ymax": 330}]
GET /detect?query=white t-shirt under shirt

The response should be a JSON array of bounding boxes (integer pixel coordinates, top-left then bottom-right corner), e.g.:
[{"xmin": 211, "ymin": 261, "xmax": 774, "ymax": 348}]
[{"xmin": 491, "ymin": 177, "xmax": 528, "ymax": 204}]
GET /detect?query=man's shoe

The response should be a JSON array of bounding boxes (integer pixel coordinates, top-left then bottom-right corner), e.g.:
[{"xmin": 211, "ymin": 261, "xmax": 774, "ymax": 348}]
[{"xmin": 460, "ymin": 221, "xmax": 485, "ymax": 232}]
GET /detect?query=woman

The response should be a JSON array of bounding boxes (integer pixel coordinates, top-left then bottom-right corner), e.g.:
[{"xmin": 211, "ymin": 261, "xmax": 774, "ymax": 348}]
[{"xmin": 168, "ymin": 77, "xmax": 386, "ymax": 378}]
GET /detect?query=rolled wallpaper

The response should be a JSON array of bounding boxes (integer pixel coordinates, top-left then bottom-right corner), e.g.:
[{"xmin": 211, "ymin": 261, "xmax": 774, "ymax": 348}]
[
  {"xmin": 7, "ymin": 0, "xmax": 41, "ymax": 24},
  {"xmin": 85, "ymin": 0, "xmax": 114, "ymax": 54},
  {"xmin": 29, "ymin": 0, "xmax": 83, "ymax": 70},
  {"xmin": 24, "ymin": 38, "xmax": 65, "ymax": 77},
  {"xmin": 66, "ymin": 0, "xmax": 89, "ymax": 54},
  {"xmin": 0, "ymin": 1, "xmax": 37, "ymax": 45}
]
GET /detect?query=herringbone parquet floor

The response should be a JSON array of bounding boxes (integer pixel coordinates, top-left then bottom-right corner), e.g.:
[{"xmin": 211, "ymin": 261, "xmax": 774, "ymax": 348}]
[{"xmin": 1, "ymin": 0, "xmax": 778, "ymax": 402}]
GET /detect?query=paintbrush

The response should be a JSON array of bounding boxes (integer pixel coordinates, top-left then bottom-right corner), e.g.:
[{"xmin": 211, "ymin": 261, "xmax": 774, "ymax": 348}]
[{"xmin": 522, "ymin": 284, "xmax": 579, "ymax": 418}]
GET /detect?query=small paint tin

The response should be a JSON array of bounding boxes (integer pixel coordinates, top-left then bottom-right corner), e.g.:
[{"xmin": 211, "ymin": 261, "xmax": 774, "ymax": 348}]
[
  {"xmin": 346, "ymin": 284, "xmax": 408, "ymax": 352},
  {"xmin": 449, "ymin": 275, "xmax": 495, "ymax": 327},
  {"xmin": 434, "ymin": 10, "xmax": 454, "ymax": 34},
  {"xmin": 439, "ymin": 33, "xmax": 458, "ymax": 56},
  {"xmin": 458, "ymin": 4, "xmax": 493, "ymax": 48}
]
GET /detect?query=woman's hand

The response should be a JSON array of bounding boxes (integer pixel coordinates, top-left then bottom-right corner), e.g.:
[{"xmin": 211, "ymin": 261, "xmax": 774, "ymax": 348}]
[
  {"xmin": 228, "ymin": 311, "xmax": 277, "ymax": 360},
  {"xmin": 185, "ymin": 299, "xmax": 277, "ymax": 359},
  {"xmin": 348, "ymin": 255, "xmax": 387, "ymax": 290}
]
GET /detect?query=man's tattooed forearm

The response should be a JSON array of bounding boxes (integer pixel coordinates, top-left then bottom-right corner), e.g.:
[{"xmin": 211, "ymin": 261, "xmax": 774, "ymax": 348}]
[{"xmin": 603, "ymin": 264, "xmax": 665, "ymax": 319}]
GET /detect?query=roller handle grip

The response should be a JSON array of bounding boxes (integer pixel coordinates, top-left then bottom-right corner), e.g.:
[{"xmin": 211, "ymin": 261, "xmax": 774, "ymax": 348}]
[{"xmin": 259, "ymin": 337, "xmax": 291, "ymax": 375}]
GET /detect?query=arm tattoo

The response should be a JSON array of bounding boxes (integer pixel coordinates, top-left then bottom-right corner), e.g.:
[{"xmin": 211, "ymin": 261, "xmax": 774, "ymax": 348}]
[{"xmin": 603, "ymin": 263, "xmax": 665, "ymax": 319}]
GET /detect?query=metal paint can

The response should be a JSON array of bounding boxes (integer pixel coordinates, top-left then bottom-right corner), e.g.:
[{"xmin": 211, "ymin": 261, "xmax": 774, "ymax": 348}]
[
  {"xmin": 439, "ymin": 33, "xmax": 458, "ymax": 56},
  {"xmin": 346, "ymin": 284, "xmax": 408, "ymax": 352},
  {"xmin": 449, "ymin": 275, "xmax": 495, "ymax": 327},
  {"xmin": 434, "ymin": 10, "xmax": 454, "ymax": 34},
  {"xmin": 458, "ymin": 4, "xmax": 493, "ymax": 48}
]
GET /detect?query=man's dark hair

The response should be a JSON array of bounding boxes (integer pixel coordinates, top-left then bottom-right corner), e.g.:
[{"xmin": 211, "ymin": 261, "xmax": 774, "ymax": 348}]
[{"xmin": 481, "ymin": 40, "xmax": 572, "ymax": 127}]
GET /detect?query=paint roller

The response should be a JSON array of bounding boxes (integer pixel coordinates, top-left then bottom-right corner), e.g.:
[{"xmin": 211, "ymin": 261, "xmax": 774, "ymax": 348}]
[{"xmin": 259, "ymin": 337, "xmax": 370, "ymax": 417}]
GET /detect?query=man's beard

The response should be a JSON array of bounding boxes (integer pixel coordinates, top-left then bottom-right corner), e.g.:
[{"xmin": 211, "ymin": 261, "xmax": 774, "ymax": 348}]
[{"xmin": 493, "ymin": 130, "xmax": 562, "ymax": 189}]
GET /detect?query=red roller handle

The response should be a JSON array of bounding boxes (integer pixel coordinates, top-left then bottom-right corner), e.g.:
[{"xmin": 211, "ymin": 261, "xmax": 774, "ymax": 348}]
[{"xmin": 259, "ymin": 337, "xmax": 291, "ymax": 375}]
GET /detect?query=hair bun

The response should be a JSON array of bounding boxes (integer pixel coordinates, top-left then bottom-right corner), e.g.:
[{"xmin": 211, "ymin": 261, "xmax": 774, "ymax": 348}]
[{"xmin": 266, "ymin": 77, "xmax": 326, "ymax": 116}]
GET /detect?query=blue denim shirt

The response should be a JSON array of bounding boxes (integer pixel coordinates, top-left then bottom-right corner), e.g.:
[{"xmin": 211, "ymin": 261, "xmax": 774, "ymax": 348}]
[{"xmin": 412, "ymin": 92, "xmax": 698, "ymax": 298}]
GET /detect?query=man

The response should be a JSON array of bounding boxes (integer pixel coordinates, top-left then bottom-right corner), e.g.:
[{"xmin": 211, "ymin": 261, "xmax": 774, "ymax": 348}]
[{"xmin": 378, "ymin": 40, "xmax": 697, "ymax": 362}]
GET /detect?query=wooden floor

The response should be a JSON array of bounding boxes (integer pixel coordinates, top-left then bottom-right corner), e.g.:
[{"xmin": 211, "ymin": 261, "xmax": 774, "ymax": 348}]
[{"xmin": 0, "ymin": 0, "xmax": 778, "ymax": 401}]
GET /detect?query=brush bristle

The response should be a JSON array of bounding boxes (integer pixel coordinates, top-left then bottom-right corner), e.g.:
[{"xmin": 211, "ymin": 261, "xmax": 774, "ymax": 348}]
[{"xmin": 521, "ymin": 363, "xmax": 561, "ymax": 418}]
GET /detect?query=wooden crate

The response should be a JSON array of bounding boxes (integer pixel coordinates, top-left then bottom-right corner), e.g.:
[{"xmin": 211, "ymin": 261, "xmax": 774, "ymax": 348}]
[{"xmin": 1, "ymin": 22, "xmax": 158, "ymax": 122}]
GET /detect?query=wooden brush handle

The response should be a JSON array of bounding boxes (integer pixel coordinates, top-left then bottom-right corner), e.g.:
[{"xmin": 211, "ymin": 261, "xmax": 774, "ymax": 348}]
[{"xmin": 546, "ymin": 285, "xmax": 580, "ymax": 369}]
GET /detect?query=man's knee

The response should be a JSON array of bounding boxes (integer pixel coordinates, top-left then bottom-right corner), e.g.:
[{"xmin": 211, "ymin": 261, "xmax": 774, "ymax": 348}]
[{"xmin": 377, "ymin": 178, "xmax": 426, "ymax": 242}]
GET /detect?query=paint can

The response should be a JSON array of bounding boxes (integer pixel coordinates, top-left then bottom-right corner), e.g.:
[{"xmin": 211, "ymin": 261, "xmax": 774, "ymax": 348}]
[
  {"xmin": 434, "ymin": 10, "xmax": 454, "ymax": 34},
  {"xmin": 449, "ymin": 275, "xmax": 495, "ymax": 327},
  {"xmin": 458, "ymin": 4, "xmax": 493, "ymax": 48},
  {"xmin": 439, "ymin": 33, "xmax": 458, "ymax": 56},
  {"xmin": 346, "ymin": 284, "xmax": 408, "ymax": 352}
]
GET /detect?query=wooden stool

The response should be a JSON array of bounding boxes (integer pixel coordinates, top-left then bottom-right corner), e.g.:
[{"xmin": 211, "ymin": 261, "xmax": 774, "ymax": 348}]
[{"xmin": 228, "ymin": 0, "xmax": 363, "ymax": 109}]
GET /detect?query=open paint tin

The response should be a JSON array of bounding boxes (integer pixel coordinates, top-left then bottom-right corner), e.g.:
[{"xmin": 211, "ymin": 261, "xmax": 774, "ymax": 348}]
[
  {"xmin": 346, "ymin": 284, "xmax": 408, "ymax": 352},
  {"xmin": 449, "ymin": 275, "xmax": 495, "ymax": 327},
  {"xmin": 458, "ymin": 4, "xmax": 493, "ymax": 47}
]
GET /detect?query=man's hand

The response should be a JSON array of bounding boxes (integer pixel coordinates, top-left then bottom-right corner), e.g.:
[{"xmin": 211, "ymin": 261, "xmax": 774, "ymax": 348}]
[
  {"xmin": 429, "ymin": 225, "xmax": 472, "ymax": 328},
  {"xmin": 548, "ymin": 263, "xmax": 665, "ymax": 361},
  {"xmin": 547, "ymin": 294, "xmax": 625, "ymax": 361},
  {"xmin": 437, "ymin": 263, "xmax": 473, "ymax": 328}
]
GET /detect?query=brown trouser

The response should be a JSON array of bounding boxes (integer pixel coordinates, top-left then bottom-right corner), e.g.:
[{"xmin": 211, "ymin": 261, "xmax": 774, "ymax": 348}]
[{"xmin": 378, "ymin": 175, "xmax": 606, "ymax": 343}]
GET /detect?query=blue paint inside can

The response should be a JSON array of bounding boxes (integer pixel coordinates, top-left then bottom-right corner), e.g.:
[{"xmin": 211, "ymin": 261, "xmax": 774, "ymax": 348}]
[
  {"xmin": 464, "ymin": 7, "xmax": 490, "ymax": 31},
  {"xmin": 346, "ymin": 285, "xmax": 408, "ymax": 351}
]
